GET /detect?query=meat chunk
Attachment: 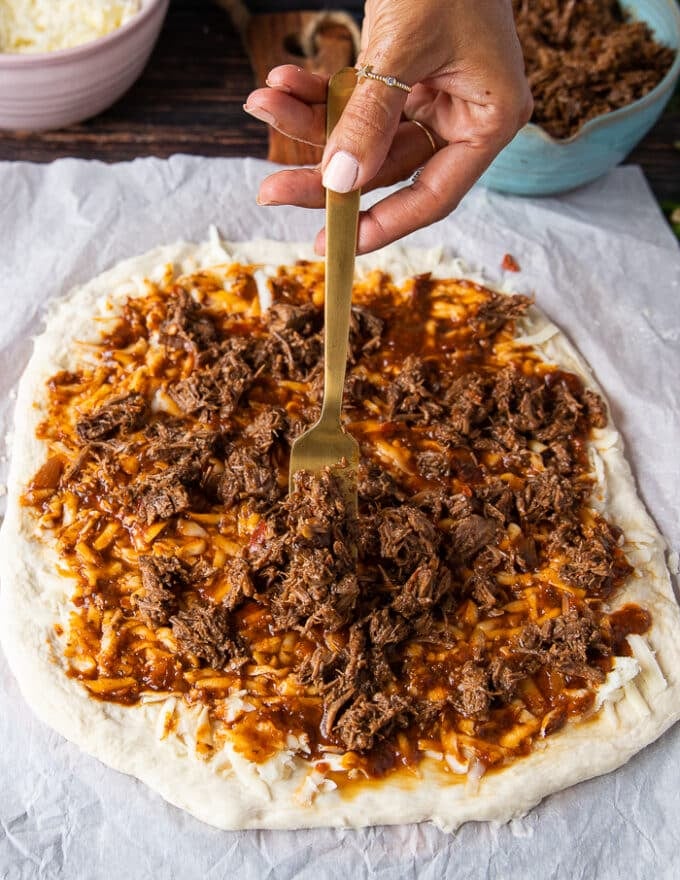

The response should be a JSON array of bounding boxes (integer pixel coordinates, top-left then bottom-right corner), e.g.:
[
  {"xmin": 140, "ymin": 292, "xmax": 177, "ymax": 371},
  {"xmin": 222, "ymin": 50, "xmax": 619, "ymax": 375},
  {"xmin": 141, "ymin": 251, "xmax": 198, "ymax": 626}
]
[
  {"xmin": 159, "ymin": 288, "xmax": 217, "ymax": 351},
  {"xmin": 453, "ymin": 661, "xmax": 491, "ymax": 718},
  {"xmin": 75, "ymin": 392, "xmax": 146, "ymax": 442},
  {"xmin": 134, "ymin": 555, "xmax": 191, "ymax": 626},
  {"xmin": 168, "ymin": 345, "xmax": 254, "ymax": 420},
  {"xmin": 471, "ymin": 292, "xmax": 532, "ymax": 337},
  {"xmin": 416, "ymin": 449, "xmax": 450, "ymax": 481},
  {"xmin": 333, "ymin": 692, "xmax": 411, "ymax": 752},
  {"xmin": 378, "ymin": 505, "xmax": 440, "ymax": 571},
  {"xmin": 385, "ymin": 355, "xmax": 443, "ymax": 422},
  {"xmin": 267, "ymin": 301, "xmax": 319, "ymax": 335},
  {"xmin": 221, "ymin": 557, "xmax": 254, "ymax": 612},
  {"xmin": 135, "ymin": 470, "xmax": 191, "ymax": 524},
  {"xmin": 449, "ymin": 515, "xmax": 498, "ymax": 561},
  {"xmin": 218, "ymin": 446, "xmax": 280, "ymax": 511},
  {"xmin": 392, "ymin": 564, "xmax": 452, "ymax": 619},
  {"xmin": 348, "ymin": 306, "xmax": 384, "ymax": 361},
  {"xmin": 171, "ymin": 601, "xmax": 243, "ymax": 668},
  {"xmin": 243, "ymin": 408, "xmax": 287, "ymax": 454}
]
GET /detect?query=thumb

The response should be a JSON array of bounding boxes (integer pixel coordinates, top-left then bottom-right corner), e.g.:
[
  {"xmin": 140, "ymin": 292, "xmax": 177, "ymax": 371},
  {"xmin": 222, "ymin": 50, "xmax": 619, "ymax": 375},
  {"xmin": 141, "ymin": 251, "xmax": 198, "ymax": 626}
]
[{"xmin": 321, "ymin": 62, "xmax": 409, "ymax": 194}]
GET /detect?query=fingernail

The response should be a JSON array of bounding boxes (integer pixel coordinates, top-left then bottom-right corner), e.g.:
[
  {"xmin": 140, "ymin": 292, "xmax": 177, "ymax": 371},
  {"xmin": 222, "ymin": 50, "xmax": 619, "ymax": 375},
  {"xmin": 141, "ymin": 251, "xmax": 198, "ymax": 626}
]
[
  {"xmin": 265, "ymin": 77, "xmax": 291, "ymax": 93},
  {"xmin": 322, "ymin": 151, "xmax": 359, "ymax": 193},
  {"xmin": 243, "ymin": 104, "xmax": 276, "ymax": 126},
  {"xmin": 256, "ymin": 195, "xmax": 280, "ymax": 206}
]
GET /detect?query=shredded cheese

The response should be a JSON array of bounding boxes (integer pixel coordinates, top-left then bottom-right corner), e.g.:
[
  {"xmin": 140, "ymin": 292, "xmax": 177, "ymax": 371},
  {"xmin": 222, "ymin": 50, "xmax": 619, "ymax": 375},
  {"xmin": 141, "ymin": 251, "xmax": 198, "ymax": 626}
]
[{"xmin": 0, "ymin": 0, "xmax": 141, "ymax": 54}]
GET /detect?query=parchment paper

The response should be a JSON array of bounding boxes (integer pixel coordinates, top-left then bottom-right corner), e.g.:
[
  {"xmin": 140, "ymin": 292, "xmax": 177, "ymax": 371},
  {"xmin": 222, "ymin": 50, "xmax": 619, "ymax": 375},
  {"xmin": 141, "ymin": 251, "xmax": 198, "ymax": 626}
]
[{"xmin": 1, "ymin": 157, "xmax": 679, "ymax": 880}]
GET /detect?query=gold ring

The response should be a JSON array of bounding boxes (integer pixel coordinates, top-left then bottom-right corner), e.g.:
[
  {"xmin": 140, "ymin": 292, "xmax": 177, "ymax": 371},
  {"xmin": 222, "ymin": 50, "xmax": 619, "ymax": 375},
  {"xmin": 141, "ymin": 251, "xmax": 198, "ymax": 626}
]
[
  {"xmin": 408, "ymin": 119, "xmax": 437, "ymax": 156},
  {"xmin": 356, "ymin": 63, "xmax": 412, "ymax": 93}
]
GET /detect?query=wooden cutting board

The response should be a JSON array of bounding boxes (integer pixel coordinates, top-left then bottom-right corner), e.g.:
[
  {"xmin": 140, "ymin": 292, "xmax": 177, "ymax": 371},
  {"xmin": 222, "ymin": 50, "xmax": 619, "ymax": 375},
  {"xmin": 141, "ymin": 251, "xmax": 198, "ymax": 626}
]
[{"xmin": 245, "ymin": 12, "xmax": 357, "ymax": 165}]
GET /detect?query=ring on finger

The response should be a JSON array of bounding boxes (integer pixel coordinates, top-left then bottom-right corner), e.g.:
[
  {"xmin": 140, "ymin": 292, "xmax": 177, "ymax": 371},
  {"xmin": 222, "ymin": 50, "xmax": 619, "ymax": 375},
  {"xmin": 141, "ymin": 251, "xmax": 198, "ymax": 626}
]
[
  {"xmin": 356, "ymin": 63, "xmax": 412, "ymax": 93},
  {"xmin": 406, "ymin": 118, "xmax": 438, "ymax": 157}
]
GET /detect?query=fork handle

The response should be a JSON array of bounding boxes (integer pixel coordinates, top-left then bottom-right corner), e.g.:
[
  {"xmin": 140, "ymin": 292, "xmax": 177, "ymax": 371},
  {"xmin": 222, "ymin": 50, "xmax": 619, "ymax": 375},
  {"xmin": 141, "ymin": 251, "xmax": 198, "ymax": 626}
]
[{"xmin": 320, "ymin": 67, "xmax": 360, "ymax": 427}]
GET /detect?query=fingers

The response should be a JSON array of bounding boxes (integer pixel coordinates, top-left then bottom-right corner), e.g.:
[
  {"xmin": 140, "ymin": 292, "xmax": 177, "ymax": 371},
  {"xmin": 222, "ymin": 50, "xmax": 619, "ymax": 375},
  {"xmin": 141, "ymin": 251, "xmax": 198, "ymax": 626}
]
[
  {"xmin": 244, "ymin": 66, "xmax": 329, "ymax": 146},
  {"xmin": 258, "ymin": 168, "xmax": 324, "ymax": 209},
  {"xmin": 321, "ymin": 76, "xmax": 408, "ymax": 193},
  {"xmin": 263, "ymin": 65, "xmax": 328, "ymax": 102},
  {"xmin": 245, "ymin": 89, "xmax": 327, "ymax": 146},
  {"xmin": 257, "ymin": 120, "xmax": 438, "ymax": 208},
  {"xmin": 315, "ymin": 140, "xmax": 498, "ymax": 255}
]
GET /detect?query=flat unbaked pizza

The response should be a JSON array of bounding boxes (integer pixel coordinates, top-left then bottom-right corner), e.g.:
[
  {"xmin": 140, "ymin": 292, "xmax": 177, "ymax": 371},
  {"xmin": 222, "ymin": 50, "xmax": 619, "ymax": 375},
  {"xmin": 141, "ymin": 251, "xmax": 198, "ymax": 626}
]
[{"xmin": 2, "ymin": 236, "xmax": 679, "ymax": 831}]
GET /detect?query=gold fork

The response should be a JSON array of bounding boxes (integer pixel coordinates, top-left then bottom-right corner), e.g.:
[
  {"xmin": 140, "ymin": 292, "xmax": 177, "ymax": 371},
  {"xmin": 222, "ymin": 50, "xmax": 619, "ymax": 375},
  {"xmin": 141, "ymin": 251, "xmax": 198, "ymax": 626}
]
[{"xmin": 288, "ymin": 66, "xmax": 360, "ymax": 513}]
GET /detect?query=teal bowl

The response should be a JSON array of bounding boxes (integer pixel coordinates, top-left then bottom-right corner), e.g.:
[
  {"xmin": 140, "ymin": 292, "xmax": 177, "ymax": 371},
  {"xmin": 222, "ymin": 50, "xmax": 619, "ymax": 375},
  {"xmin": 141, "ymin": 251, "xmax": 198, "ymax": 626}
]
[{"xmin": 481, "ymin": 0, "xmax": 680, "ymax": 195}]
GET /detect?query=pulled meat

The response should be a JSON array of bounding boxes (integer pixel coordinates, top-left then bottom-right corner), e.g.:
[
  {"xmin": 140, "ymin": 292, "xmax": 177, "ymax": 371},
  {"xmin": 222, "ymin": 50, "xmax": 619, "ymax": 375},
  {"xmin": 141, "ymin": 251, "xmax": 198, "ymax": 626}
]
[
  {"xmin": 50, "ymin": 264, "xmax": 638, "ymax": 762},
  {"xmin": 333, "ymin": 692, "xmax": 411, "ymax": 752},
  {"xmin": 159, "ymin": 288, "xmax": 217, "ymax": 351},
  {"xmin": 75, "ymin": 392, "xmax": 146, "ymax": 442},
  {"xmin": 171, "ymin": 601, "xmax": 244, "ymax": 668},
  {"xmin": 514, "ymin": 0, "xmax": 676, "ymax": 139},
  {"xmin": 219, "ymin": 446, "xmax": 280, "ymax": 511},
  {"xmin": 385, "ymin": 355, "xmax": 443, "ymax": 422},
  {"xmin": 135, "ymin": 555, "xmax": 191, "ymax": 626}
]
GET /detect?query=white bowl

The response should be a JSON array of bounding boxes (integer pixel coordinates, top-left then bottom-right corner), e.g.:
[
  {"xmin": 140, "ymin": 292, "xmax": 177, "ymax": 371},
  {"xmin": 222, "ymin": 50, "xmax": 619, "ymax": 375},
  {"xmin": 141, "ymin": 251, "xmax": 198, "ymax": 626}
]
[{"xmin": 0, "ymin": 0, "xmax": 169, "ymax": 132}]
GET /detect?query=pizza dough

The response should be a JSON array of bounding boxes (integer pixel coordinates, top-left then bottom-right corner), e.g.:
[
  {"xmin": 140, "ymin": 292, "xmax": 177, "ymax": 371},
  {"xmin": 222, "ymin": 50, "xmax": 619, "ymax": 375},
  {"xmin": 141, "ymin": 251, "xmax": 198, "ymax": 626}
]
[{"xmin": 1, "ymin": 236, "xmax": 679, "ymax": 831}]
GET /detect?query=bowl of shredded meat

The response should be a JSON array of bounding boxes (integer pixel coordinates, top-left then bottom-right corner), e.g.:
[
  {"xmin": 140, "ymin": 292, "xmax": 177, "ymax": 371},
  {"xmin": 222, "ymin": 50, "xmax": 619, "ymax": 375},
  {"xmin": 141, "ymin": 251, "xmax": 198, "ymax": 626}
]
[{"xmin": 481, "ymin": 0, "xmax": 680, "ymax": 195}]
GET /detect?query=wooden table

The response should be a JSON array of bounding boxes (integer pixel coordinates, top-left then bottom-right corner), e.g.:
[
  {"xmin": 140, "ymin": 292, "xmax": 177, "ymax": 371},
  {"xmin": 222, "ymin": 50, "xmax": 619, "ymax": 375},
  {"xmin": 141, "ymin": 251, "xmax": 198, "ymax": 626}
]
[{"xmin": 0, "ymin": 0, "xmax": 678, "ymax": 204}]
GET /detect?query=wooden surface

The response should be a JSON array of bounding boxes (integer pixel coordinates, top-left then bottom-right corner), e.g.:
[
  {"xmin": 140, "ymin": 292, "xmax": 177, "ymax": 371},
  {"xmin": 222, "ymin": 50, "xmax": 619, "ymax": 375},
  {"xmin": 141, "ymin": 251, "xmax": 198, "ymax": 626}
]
[
  {"xmin": 0, "ymin": 0, "xmax": 677, "ymax": 204},
  {"xmin": 246, "ymin": 11, "xmax": 356, "ymax": 165}
]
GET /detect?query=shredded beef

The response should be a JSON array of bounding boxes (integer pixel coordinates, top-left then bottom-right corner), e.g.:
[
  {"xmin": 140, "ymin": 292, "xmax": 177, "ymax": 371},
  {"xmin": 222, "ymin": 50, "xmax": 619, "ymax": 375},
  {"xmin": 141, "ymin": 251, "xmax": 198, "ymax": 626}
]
[
  {"xmin": 159, "ymin": 288, "xmax": 217, "ymax": 351},
  {"xmin": 135, "ymin": 555, "xmax": 191, "ymax": 626},
  {"xmin": 169, "ymin": 344, "xmax": 255, "ymax": 420},
  {"xmin": 222, "ymin": 557, "xmax": 254, "ymax": 611},
  {"xmin": 378, "ymin": 506, "xmax": 440, "ymax": 571},
  {"xmin": 75, "ymin": 392, "xmax": 146, "ymax": 442},
  {"xmin": 368, "ymin": 608, "xmax": 411, "ymax": 649},
  {"xmin": 584, "ymin": 389, "xmax": 608, "ymax": 429},
  {"xmin": 77, "ymin": 276, "xmax": 631, "ymax": 757},
  {"xmin": 560, "ymin": 520, "xmax": 632, "ymax": 597},
  {"xmin": 130, "ymin": 440, "xmax": 216, "ymax": 524},
  {"xmin": 518, "ymin": 471, "xmax": 586, "ymax": 524},
  {"xmin": 171, "ymin": 601, "xmax": 245, "ymax": 668},
  {"xmin": 243, "ymin": 408, "xmax": 287, "ymax": 454},
  {"xmin": 416, "ymin": 449, "xmax": 450, "ymax": 481},
  {"xmin": 357, "ymin": 462, "xmax": 406, "ymax": 507},
  {"xmin": 392, "ymin": 564, "xmax": 452, "ymax": 618},
  {"xmin": 348, "ymin": 306, "xmax": 384, "ymax": 362},
  {"xmin": 508, "ymin": 607, "xmax": 609, "ymax": 684},
  {"xmin": 135, "ymin": 470, "xmax": 191, "ymax": 524},
  {"xmin": 514, "ymin": 0, "xmax": 676, "ymax": 139},
  {"xmin": 219, "ymin": 446, "xmax": 280, "ymax": 511},
  {"xmin": 263, "ymin": 470, "xmax": 359, "ymax": 634},
  {"xmin": 333, "ymin": 692, "xmax": 411, "ymax": 752},
  {"xmin": 267, "ymin": 301, "xmax": 319, "ymax": 335},
  {"xmin": 385, "ymin": 355, "xmax": 443, "ymax": 422},
  {"xmin": 472, "ymin": 292, "xmax": 532, "ymax": 337},
  {"xmin": 448, "ymin": 515, "xmax": 498, "ymax": 561},
  {"xmin": 453, "ymin": 661, "xmax": 491, "ymax": 718}
]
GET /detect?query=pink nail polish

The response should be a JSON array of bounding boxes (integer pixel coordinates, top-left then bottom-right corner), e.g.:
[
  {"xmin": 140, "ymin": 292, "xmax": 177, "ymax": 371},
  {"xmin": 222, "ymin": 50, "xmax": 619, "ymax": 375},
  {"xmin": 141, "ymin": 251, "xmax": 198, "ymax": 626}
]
[
  {"xmin": 243, "ymin": 104, "xmax": 276, "ymax": 126},
  {"xmin": 322, "ymin": 151, "xmax": 359, "ymax": 193}
]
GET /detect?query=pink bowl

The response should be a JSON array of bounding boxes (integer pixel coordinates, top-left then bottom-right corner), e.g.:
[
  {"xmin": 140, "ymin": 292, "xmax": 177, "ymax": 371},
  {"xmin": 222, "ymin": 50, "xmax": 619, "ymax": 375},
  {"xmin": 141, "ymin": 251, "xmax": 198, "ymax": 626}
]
[{"xmin": 0, "ymin": 0, "xmax": 169, "ymax": 131}]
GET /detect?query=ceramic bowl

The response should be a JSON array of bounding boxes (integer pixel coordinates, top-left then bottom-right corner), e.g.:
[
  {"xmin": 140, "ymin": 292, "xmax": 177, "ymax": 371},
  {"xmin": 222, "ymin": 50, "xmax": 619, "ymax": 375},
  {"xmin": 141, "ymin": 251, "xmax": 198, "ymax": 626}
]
[
  {"xmin": 481, "ymin": 0, "xmax": 680, "ymax": 196},
  {"xmin": 0, "ymin": 0, "xmax": 169, "ymax": 132}
]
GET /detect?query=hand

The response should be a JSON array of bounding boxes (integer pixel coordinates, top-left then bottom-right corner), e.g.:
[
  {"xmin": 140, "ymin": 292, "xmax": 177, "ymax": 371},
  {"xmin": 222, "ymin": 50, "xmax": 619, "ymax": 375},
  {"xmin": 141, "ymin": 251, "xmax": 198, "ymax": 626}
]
[{"xmin": 244, "ymin": 0, "xmax": 533, "ymax": 254}]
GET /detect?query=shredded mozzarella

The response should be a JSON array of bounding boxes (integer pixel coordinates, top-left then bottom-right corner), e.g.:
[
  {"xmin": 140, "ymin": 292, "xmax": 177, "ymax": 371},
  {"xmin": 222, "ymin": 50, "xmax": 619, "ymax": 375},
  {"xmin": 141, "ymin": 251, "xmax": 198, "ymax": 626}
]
[{"xmin": 0, "ymin": 0, "xmax": 141, "ymax": 54}]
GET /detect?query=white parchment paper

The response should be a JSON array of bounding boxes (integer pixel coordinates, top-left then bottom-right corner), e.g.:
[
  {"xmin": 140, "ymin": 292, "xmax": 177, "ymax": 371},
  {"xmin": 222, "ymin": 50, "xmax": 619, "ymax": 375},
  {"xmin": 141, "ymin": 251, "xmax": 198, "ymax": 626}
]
[{"xmin": 0, "ymin": 157, "xmax": 679, "ymax": 880}]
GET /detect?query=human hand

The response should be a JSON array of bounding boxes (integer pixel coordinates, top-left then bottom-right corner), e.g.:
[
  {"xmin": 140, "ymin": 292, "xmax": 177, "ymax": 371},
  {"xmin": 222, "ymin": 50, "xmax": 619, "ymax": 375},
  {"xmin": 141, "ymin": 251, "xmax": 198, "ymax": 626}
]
[{"xmin": 244, "ymin": 0, "xmax": 532, "ymax": 254}]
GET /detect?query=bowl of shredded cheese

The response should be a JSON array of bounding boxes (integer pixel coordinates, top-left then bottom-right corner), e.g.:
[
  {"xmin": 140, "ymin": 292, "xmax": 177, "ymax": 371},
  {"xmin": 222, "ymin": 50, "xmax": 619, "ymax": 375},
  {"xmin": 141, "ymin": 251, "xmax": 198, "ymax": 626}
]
[{"xmin": 0, "ymin": 0, "xmax": 169, "ymax": 131}]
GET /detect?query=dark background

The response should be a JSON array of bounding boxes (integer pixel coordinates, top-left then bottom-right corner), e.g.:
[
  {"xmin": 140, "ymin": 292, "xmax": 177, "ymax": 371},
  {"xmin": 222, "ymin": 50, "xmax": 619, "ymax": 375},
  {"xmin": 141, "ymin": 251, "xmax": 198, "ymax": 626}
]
[{"xmin": 0, "ymin": 0, "xmax": 677, "ymax": 207}]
